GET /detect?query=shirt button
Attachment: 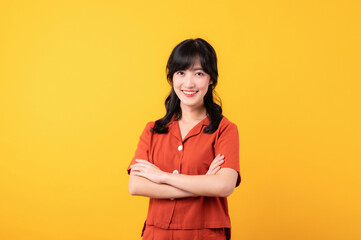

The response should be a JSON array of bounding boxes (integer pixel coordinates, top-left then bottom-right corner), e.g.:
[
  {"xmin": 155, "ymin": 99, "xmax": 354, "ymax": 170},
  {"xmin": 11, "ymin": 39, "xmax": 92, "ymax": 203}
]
[{"xmin": 178, "ymin": 145, "xmax": 183, "ymax": 151}]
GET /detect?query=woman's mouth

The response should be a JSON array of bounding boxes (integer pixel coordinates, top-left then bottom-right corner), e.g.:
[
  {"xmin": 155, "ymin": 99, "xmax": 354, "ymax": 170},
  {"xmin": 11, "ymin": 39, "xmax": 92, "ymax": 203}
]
[{"xmin": 182, "ymin": 90, "xmax": 198, "ymax": 97}]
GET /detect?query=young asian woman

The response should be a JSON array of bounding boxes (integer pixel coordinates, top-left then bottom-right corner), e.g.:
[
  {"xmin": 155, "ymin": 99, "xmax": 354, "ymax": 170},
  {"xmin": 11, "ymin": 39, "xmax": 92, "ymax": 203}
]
[{"xmin": 127, "ymin": 38, "xmax": 241, "ymax": 240}]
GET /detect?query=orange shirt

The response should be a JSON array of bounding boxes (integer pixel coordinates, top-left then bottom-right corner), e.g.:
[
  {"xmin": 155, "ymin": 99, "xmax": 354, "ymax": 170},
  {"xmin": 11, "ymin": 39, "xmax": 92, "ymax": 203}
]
[{"xmin": 127, "ymin": 114, "xmax": 241, "ymax": 230}]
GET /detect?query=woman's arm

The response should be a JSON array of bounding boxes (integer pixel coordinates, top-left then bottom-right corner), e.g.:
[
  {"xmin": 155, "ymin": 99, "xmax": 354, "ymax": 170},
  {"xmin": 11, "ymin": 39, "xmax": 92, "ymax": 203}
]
[
  {"xmin": 129, "ymin": 172, "xmax": 197, "ymax": 199},
  {"xmin": 128, "ymin": 154, "xmax": 225, "ymax": 198},
  {"xmin": 130, "ymin": 155, "xmax": 238, "ymax": 198},
  {"xmin": 161, "ymin": 168, "xmax": 238, "ymax": 197}
]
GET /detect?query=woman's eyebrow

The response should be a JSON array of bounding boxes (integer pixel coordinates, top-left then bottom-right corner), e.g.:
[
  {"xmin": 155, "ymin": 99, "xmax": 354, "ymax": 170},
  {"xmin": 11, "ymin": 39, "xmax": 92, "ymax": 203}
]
[{"xmin": 191, "ymin": 67, "xmax": 203, "ymax": 71}]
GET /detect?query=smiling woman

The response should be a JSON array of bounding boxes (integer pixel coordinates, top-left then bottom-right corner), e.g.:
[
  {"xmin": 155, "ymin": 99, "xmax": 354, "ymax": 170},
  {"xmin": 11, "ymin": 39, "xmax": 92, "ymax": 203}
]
[
  {"xmin": 127, "ymin": 38, "xmax": 241, "ymax": 240},
  {"xmin": 173, "ymin": 56, "xmax": 212, "ymax": 111}
]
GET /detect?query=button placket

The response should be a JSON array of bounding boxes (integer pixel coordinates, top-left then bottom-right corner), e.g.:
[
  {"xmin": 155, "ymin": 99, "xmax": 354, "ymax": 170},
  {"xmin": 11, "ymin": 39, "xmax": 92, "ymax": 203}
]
[
  {"xmin": 170, "ymin": 142, "xmax": 183, "ymax": 201},
  {"xmin": 170, "ymin": 169, "xmax": 179, "ymax": 201},
  {"xmin": 178, "ymin": 142, "xmax": 184, "ymax": 175}
]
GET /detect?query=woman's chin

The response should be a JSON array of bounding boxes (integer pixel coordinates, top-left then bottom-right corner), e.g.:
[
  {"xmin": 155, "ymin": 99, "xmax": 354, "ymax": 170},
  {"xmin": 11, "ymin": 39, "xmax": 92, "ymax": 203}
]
[{"xmin": 180, "ymin": 100, "xmax": 203, "ymax": 109}]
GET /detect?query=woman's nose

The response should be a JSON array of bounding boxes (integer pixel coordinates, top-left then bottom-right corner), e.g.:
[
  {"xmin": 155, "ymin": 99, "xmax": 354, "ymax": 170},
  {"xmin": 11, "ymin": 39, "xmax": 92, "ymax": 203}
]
[{"xmin": 184, "ymin": 74, "xmax": 195, "ymax": 87}]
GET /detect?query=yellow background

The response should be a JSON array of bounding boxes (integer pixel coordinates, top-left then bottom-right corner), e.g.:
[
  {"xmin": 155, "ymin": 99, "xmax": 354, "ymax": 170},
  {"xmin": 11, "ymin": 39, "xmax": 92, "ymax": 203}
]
[{"xmin": 1, "ymin": 0, "xmax": 360, "ymax": 239}]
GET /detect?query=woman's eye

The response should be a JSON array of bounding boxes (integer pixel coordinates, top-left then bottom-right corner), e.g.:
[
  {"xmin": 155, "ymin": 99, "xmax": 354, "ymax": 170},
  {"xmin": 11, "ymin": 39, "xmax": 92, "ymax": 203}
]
[
  {"xmin": 196, "ymin": 72, "xmax": 204, "ymax": 76},
  {"xmin": 177, "ymin": 71, "xmax": 184, "ymax": 75}
]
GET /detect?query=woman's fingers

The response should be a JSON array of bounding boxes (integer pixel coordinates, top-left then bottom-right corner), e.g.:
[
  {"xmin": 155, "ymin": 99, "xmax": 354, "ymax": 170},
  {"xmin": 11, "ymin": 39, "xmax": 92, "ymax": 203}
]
[
  {"xmin": 130, "ymin": 165, "xmax": 146, "ymax": 172},
  {"xmin": 214, "ymin": 154, "xmax": 224, "ymax": 162},
  {"xmin": 210, "ymin": 166, "xmax": 221, "ymax": 175},
  {"xmin": 130, "ymin": 163, "xmax": 154, "ymax": 174},
  {"xmin": 135, "ymin": 159, "xmax": 160, "ymax": 169},
  {"xmin": 131, "ymin": 162, "xmax": 156, "ymax": 170},
  {"xmin": 131, "ymin": 161, "xmax": 165, "ymax": 184},
  {"xmin": 206, "ymin": 154, "xmax": 225, "ymax": 175},
  {"xmin": 211, "ymin": 155, "xmax": 224, "ymax": 167},
  {"xmin": 131, "ymin": 170, "xmax": 145, "ymax": 178},
  {"xmin": 209, "ymin": 154, "xmax": 223, "ymax": 167},
  {"xmin": 209, "ymin": 154, "xmax": 219, "ymax": 167}
]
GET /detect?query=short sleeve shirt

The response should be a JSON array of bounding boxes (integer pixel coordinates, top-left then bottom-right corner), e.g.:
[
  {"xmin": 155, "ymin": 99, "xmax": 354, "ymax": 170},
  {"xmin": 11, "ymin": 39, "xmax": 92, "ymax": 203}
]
[{"xmin": 127, "ymin": 114, "xmax": 241, "ymax": 229}]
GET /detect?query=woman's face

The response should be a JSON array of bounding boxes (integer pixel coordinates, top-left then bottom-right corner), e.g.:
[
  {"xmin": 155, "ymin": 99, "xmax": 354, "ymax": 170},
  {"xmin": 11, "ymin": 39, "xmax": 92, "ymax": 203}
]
[{"xmin": 172, "ymin": 57, "xmax": 212, "ymax": 111}]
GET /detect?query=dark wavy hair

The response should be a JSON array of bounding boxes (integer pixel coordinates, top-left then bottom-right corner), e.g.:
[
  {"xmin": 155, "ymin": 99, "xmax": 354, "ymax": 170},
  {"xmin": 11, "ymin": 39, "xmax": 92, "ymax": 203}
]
[{"xmin": 151, "ymin": 38, "xmax": 223, "ymax": 134}]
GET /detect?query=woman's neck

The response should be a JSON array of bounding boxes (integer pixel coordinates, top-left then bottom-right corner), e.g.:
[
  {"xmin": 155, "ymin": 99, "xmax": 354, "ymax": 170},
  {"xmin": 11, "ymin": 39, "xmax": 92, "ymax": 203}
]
[{"xmin": 179, "ymin": 104, "xmax": 208, "ymax": 123}]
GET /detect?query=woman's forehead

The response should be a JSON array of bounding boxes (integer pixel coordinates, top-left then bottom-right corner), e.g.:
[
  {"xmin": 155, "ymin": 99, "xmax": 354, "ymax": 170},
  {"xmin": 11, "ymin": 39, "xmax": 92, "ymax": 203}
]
[
  {"xmin": 189, "ymin": 58, "xmax": 202, "ymax": 69},
  {"xmin": 183, "ymin": 57, "xmax": 202, "ymax": 70},
  {"xmin": 172, "ymin": 53, "xmax": 207, "ymax": 72}
]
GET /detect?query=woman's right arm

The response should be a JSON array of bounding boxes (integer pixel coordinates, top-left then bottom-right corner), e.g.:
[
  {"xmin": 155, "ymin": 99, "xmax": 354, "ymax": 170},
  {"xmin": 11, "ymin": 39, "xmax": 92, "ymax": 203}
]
[
  {"xmin": 128, "ymin": 154, "xmax": 224, "ymax": 199},
  {"xmin": 129, "ymin": 172, "xmax": 197, "ymax": 198}
]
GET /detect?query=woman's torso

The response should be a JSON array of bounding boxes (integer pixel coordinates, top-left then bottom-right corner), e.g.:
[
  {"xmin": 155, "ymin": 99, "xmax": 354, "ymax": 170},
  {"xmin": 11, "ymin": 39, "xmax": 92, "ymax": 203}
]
[{"xmin": 144, "ymin": 114, "xmax": 239, "ymax": 229}]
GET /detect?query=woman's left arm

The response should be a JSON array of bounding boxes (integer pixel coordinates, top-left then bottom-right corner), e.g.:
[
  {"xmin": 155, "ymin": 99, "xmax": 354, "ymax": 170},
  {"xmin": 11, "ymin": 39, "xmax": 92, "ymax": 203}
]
[
  {"xmin": 163, "ymin": 168, "xmax": 238, "ymax": 197},
  {"xmin": 130, "ymin": 159, "xmax": 238, "ymax": 197}
]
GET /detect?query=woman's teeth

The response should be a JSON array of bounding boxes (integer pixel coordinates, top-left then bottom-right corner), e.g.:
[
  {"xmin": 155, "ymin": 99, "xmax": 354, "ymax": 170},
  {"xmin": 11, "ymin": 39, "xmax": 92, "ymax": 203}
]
[{"xmin": 183, "ymin": 91, "xmax": 197, "ymax": 94}]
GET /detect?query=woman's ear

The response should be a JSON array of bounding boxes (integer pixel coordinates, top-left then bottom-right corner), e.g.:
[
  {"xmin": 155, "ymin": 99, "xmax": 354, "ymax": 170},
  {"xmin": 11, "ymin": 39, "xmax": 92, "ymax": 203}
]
[{"xmin": 209, "ymin": 80, "xmax": 213, "ymax": 85}]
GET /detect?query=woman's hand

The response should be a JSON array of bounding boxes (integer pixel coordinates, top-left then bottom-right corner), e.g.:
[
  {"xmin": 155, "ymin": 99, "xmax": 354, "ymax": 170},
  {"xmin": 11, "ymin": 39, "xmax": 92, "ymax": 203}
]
[
  {"xmin": 130, "ymin": 159, "xmax": 167, "ymax": 184},
  {"xmin": 206, "ymin": 154, "xmax": 225, "ymax": 175}
]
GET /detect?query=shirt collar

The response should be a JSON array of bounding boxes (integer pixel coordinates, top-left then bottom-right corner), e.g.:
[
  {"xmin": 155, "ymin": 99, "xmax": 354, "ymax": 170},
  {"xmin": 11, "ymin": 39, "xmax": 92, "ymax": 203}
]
[{"xmin": 168, "ymin": 113, "xmax": 210, "ymax": 142}]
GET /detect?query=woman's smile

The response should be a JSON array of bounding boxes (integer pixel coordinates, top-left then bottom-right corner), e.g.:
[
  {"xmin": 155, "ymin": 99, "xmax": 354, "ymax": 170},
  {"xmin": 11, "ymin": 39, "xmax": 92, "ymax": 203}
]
[{"xmin": 182, "ymin": 90, "xmax": 199, "ymax": 97}]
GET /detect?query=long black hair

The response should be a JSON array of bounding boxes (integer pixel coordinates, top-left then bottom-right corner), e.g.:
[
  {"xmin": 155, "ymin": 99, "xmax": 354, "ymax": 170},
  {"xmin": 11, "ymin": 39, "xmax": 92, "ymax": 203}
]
[{"xmin": 151, "ymin": 38, "xmax": 223, "ymax": 134}]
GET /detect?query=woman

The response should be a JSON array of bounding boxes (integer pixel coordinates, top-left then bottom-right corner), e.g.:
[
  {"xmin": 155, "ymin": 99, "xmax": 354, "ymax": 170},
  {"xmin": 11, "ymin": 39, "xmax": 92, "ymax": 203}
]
[{"xmin": 127, "ymin": 38, "xmax": 241, "ymax": 240}]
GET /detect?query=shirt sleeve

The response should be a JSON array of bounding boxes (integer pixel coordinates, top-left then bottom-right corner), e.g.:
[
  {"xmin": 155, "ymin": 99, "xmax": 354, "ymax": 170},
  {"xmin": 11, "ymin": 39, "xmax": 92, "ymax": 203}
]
[
  {"xmin": 214, "ymin": 120, "xmax": 241, "ymax": 187},
  {"xmin": 127, "ymin": 121, "xmax": 154, "ymax": 175}
]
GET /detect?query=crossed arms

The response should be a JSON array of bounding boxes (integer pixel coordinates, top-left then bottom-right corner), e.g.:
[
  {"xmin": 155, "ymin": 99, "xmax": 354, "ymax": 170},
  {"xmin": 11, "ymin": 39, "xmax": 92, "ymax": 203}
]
[{"xmin": 128, "ymin": 154, "xmax": 238, "ymax": 199}]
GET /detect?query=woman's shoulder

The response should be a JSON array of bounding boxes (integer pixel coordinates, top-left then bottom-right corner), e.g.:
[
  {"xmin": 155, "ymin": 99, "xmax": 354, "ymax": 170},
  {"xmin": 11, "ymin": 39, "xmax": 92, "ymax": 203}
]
[
  {"xmin": 144, "ymin": 121, "xmax": 156, "ymax": 130},
  {"xmin": 218, "ymin": 115, "xmax": 238, "ymax": 130},
  {"xmin": 214, "ymin": 115, "xmax": 239, "ymax": 141}
]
